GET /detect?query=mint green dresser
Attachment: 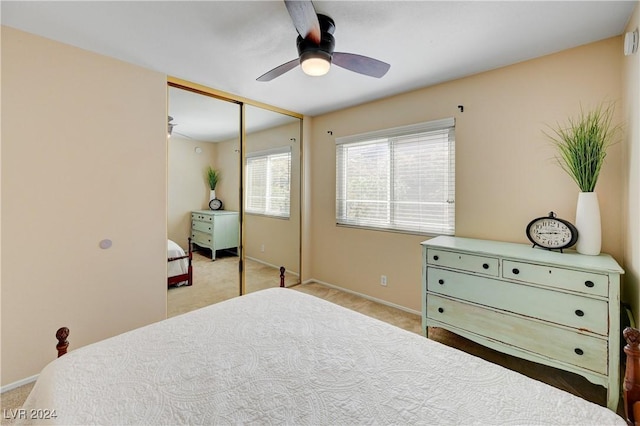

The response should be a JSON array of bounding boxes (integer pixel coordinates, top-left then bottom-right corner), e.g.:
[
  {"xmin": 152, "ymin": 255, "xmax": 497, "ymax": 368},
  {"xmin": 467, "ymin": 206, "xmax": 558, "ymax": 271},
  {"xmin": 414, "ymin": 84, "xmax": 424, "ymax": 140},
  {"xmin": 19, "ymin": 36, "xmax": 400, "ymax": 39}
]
[
  {"xmin": 421, "ymin": 236, "xmax": 624, "ymax": 410},
  {"xmin": 191, "ymin": 210, "xmax": 239, "ymax": 260}
]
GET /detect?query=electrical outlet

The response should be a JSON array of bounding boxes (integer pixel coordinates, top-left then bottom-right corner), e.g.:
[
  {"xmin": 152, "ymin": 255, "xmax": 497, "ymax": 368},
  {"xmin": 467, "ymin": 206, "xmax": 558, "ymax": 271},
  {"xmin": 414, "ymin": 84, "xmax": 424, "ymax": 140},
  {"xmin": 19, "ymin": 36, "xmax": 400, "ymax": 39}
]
[
  {"xmin": 260, "ymin": 244, "xmax": 265, "ymax": 252},
  {"xmin": 380, "ymin": 275, "xmax": 387, "ymax": 286}
]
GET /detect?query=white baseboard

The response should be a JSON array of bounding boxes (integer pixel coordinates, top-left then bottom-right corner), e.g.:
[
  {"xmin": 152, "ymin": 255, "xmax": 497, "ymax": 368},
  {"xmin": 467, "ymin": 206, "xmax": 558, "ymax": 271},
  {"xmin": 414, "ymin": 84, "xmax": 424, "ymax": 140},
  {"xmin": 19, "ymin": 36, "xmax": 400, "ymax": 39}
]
[
  {"xmin": 246, "ymin": 256, "xmax": 299, "ymax": 277},
  {"xmin": 1, "ymin": 374, "xmax": 38, "ymax": 394},
  {"xmin": 301, "ymin": 278, "xmax": 421, "ymax": 316}
]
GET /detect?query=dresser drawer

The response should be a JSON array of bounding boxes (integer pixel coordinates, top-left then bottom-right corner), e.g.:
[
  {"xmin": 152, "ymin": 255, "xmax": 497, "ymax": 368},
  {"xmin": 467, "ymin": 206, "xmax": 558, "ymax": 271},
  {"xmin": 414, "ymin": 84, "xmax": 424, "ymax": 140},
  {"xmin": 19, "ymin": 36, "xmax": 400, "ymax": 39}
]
[
  {"xmin": 191, "ymin": 230, "xmax": 213, "ymax": 247},
  {"xmin": 426, "ymin": 295, "xmax": 607, "ymax": 374},
  {"xmin": 427, "ymin": 268, "xmax": 608, "ymax": 335},
  {"xmin": 426, "ymin": 249, "xmax": 499, "ymax": 277},
  {"xmin": 192, "ymin": 220, "xmax": 213, "ymax": 234},
  {"xmin": 502, "ymin": 260, "xmax": 608, "ymax": 297},
  {"xmin": 191, "ymin": 212, "xmax": 213, "ymax": 222}
]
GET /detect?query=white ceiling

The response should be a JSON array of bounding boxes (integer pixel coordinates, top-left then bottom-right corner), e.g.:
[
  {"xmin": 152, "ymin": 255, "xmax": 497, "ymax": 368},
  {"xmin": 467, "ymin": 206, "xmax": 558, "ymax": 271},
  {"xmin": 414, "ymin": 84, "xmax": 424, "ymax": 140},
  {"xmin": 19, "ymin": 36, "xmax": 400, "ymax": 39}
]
[
  {"xmin": 2, "ymin": 0, "xmax": 636, "ymax": 137},
  {"xmin": 168, "ymin": 86, "xmax": 299, "ymax": 141}
]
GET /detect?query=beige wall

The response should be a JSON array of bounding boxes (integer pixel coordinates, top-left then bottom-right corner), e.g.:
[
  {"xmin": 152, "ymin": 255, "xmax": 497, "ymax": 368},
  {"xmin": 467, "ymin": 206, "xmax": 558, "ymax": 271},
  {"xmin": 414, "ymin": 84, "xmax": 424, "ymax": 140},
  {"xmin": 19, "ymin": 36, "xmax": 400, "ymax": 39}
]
[
  {"xmin": 308, "ymin": 37, "xmax": 626, "ymax": 313},
  {"xmin": 1, "ymin": 27, "xmax": 168, "ymax": 386},
  {"xmin": 301, "ymin": 116, "xmax": 313, "ymax": 283},
  {"xmin": 214, "ymin": 139, "xmax": 241, "ymax": 213},
  {"xmin": 167, "ymin": 135, "xmax": 218, "ymax": 248},
  {"xmin": 623, "ymin": 4, "xmax": 640, "ymax": 322}
]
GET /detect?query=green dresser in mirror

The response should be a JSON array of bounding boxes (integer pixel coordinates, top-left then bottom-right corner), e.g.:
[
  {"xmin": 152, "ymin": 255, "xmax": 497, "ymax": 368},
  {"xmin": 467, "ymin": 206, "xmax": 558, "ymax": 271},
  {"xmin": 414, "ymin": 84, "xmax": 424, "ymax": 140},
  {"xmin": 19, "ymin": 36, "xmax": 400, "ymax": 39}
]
[{"xmin": 191, "ymin": 210, "xmax": 239, "ymax": 260}]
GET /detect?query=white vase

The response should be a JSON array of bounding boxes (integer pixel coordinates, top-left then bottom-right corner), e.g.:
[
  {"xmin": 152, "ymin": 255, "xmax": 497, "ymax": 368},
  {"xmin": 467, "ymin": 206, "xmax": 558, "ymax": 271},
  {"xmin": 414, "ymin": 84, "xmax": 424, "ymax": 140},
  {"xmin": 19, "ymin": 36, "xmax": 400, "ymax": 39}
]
[
  {"xmin": 575, "ymin": 192, "xmax": 601, "ymax": 255},
  {"xmin": 209, "ymin": 189, "xmax": 216, "ymax": 201}
]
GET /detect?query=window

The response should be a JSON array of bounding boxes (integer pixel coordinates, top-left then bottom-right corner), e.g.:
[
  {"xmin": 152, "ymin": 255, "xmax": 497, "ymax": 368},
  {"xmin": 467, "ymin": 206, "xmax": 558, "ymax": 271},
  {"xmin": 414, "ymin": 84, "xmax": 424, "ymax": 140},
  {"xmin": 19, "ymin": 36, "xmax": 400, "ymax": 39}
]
[
  {"xmin": 336, "ymin": 118, "xmax": 455, "ymax": 235},
  {"xmin": 246, "ymin": 147, "xmax": 291, "ymax": 218}
]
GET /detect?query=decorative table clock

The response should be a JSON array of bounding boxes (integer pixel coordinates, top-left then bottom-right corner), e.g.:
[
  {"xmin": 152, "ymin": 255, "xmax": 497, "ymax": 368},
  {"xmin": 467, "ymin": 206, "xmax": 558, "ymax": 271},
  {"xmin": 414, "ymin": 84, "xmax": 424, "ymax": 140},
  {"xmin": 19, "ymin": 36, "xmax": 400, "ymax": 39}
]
[{"xmin": 525, "ymin": 211, "xmax": 578, "ymax": 252}]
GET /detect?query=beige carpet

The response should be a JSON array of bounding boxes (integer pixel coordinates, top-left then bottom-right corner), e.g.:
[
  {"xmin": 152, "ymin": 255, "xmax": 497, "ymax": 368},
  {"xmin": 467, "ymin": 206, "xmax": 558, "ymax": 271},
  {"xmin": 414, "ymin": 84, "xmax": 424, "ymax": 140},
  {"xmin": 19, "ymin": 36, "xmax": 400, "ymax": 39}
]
[
  {"xmin": 1, "ymin": 383, "xmax": 34, "ymax": 425},
  {"xmin": 167, "ymin": 250, "xmax": 299, "ymax": 317},
  {"xmin": 1, "ymin": 273, "xmax": 625, "ymax": 422},
  {"xmin": 292, "ymin": 282, "xmax": 422, "ymax": 334}
]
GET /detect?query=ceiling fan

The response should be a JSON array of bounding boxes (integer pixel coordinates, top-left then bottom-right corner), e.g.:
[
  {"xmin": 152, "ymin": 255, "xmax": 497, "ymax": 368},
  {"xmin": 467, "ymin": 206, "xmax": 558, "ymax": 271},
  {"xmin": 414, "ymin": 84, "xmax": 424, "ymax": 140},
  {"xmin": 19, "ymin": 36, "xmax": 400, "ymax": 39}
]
[
  {"xmin": 168, "ymin": 116, "xmax": 176, "ymax": 136},
  {"xmin": 167, "ymin": 116, "xmax": 195, "ymax": 139},
  {"xmin": 257, "ymin": 0, "xmax": 390, "ymax": 81}
]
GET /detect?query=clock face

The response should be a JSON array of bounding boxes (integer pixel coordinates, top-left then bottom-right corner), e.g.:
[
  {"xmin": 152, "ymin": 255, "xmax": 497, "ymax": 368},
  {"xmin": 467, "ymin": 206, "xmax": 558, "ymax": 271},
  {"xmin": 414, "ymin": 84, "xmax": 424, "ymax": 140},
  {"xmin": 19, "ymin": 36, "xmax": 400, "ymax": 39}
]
[
  {"xmin": 209, "ymin": 198, "xmax": 223, "ymax": 210},
  {"xmin": 526, "ymin": 217, "xmax": 577, "ymax": 249}
]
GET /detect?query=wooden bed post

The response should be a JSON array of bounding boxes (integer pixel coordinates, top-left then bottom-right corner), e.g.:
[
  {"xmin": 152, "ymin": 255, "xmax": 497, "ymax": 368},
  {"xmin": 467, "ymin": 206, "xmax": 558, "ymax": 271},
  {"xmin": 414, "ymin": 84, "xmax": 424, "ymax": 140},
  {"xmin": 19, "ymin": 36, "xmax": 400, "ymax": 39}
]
[
  {"xmin": 187, "ymin": 237, "xmax": 193, "ymax": 286},
  {"xmin": 623, "ymin": 326, "xmax": 640, "ymax": 425},
  {"xmin": 56, "ymin": 327, "xmax": 69, "ymax": 358},
  {"xmin": 279, "ymin": 266, "xmax": 285, "ymax": 287}
]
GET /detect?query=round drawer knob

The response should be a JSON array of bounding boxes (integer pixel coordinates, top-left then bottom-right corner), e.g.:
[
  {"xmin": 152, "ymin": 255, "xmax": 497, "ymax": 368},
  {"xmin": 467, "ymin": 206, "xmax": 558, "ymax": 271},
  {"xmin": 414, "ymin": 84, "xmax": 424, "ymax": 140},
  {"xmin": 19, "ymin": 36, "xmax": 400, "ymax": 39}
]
[
  {"xmin": 482, "ymin": 263, "xmax": 489, "ymax": 269},
  {"xmin": 512, "ymin": 268, "xmax": 520, "ymax": 275},
  {"xmin": 437, "ymin": 307, "xmax": 444, "ymax": 313},
  {"xmin": 574, "ymin": 348, "xmax": 584, "ymax": 356},
  {"xmin": 584, "ymin": 280, "xmax": 595, "ymax": 288},
  {"xmin": 575, "ymin": 309, "xmax": 584, "ymax": 317},
  {"xmin": 438, "ymin": 279, "xmax": 444, "ymax": 285},
  {"xmin": 433, "ymin": 255, "xmax": 439, "ymax": 261}
]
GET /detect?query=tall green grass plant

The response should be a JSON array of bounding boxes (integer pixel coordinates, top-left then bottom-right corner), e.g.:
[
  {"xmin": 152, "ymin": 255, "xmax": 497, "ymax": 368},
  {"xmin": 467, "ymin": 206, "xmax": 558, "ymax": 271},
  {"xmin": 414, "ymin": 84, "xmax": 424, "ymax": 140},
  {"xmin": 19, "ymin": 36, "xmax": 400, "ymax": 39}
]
[
  {"xmin": 545, "ymin": 102, "xmax": 621, "ymax": 192},
  {"xmin": 206, "ymin": 166, "xmax": 219, "ymax": 190}
]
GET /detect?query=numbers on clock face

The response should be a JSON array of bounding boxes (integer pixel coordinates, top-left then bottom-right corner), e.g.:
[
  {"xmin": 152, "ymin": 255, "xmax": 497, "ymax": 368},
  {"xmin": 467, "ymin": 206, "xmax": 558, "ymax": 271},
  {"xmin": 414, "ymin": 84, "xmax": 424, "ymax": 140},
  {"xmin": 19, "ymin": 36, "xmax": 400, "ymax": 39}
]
[
  {"xmin": 530, "ymin": 219, "xmax": 572, "ymax": 248},
  {"xmin": 209, "ymin": 198, "xmax": 222, "ymax": 210}
]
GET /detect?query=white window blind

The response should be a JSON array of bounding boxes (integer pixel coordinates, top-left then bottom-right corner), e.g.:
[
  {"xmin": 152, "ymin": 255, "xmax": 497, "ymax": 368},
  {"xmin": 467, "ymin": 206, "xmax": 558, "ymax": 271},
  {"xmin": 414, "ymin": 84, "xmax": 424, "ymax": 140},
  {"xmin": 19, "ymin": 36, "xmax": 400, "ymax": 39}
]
[
  {"xmin": 336, "ymin": 118, "xmax": 455, "ymax": 235},
  {"xmin": 246, "ymin": 147, "xmax": 291, "ymax": 218}
]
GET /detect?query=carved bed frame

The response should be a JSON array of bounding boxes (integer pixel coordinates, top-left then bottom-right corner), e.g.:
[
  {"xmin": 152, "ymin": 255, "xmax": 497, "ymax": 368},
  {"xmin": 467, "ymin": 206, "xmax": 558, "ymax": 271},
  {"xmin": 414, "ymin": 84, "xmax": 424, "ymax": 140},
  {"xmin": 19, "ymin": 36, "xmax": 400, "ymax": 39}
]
[
  {"xmin": 167, "ymin": 238, "xmax": 193, "ymax": 287},
  {"xmin": 625, "ymin": 327, "xmax": 640, "ymax": 425}
]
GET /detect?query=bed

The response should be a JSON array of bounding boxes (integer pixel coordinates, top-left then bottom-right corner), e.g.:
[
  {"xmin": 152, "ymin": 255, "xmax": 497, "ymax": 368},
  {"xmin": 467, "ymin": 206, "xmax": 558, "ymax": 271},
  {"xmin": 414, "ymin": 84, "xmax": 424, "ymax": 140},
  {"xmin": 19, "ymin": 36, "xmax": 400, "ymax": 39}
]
[
  {"xmin": 20, "ymin": 288, "xmax": 636, "ymax": 425},
  {"xmin": 167, "ymin": 239, "xmax": 192, "ymax": 287}
]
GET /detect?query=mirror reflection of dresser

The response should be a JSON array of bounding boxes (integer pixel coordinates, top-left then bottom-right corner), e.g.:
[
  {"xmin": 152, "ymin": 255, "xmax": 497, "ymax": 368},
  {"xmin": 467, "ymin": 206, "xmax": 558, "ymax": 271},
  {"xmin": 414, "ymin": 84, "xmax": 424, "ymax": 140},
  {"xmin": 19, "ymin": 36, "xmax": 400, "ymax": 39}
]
[{"xmin": 191, "ymin": 210, "xmax": 239, "ymax": 260}]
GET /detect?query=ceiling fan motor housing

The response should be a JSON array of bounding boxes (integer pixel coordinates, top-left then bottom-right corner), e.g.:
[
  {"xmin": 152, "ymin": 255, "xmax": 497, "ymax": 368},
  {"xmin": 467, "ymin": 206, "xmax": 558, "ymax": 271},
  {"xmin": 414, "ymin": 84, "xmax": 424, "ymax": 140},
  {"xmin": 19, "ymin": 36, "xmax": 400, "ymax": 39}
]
[
  {"xmin": 317, "ymin": 14, "xmax": 336, "ymax": 34},
  {"xmin": 297, "ymin": 33, "xmax": 334, "ymax": 64},
  {"xmin": 296, "ymin": 14, "xmax": 336, "ymax": 64}
]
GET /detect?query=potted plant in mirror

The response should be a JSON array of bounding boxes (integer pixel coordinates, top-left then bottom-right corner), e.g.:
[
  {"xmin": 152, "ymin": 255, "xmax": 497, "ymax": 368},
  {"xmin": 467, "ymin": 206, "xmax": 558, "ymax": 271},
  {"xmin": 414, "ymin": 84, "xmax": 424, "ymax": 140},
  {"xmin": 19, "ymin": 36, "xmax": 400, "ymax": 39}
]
[
  {"xmin": 545, "ymin": 102, "xmax": 621, "ymax": 255},
  {"xmin": 206, "ymin": 166, "xmax": 220, "ymax": 202}
]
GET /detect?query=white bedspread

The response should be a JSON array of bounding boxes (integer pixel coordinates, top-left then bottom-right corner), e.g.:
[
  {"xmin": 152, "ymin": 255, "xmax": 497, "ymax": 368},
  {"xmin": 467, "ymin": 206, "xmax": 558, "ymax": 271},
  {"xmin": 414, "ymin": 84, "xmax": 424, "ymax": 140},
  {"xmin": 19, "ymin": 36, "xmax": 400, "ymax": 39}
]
[
  {"xmin": 20, "ymin": 288, "xmax": 624, "ymax": 425},
  {"xmin": 167, "ymin": 239, "xmax": 187, "ymax": 283}
]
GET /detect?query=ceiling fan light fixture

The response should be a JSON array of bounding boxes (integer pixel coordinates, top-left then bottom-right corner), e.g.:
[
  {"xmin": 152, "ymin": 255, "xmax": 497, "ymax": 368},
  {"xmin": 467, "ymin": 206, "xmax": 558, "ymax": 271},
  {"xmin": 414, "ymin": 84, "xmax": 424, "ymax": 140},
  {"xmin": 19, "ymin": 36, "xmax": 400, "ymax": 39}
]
[{"xmin": 300, "ymin": 51, "xmax": 331, "ymax": 76}]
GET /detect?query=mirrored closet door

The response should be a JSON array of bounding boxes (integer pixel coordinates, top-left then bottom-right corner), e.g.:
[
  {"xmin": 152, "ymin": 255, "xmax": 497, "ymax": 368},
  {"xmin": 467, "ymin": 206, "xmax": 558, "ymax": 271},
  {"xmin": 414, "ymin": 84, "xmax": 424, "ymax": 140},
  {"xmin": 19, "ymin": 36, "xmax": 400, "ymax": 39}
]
[
  {"xmin": 167, "ymin": 85, "xmax": 241, "ymax": 317},
  {"xmin": 166, "ymin": 79, "xmax": 303, "ymax": 317},
  {"xmin": 244, "ymin": 105, "xmax": 302, "ymax": 293}
]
